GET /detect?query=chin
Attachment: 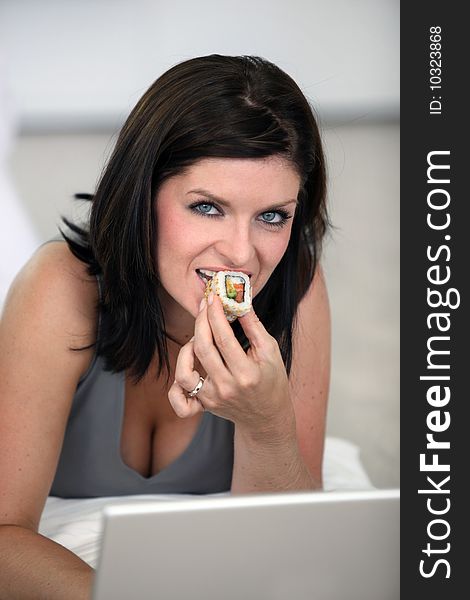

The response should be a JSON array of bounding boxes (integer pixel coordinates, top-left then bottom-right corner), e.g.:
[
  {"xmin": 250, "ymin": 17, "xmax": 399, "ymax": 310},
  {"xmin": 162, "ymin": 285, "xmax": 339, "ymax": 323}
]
[{"xmin": 179, "ymin": 296, "xmax": 201, "ymax": 319}]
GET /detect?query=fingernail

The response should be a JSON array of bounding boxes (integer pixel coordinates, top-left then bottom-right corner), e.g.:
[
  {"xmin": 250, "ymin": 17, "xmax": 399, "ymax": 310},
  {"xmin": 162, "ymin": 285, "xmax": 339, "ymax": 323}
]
[
  {"xmin": 208, "ymin": 292, "xmax": 214, "ymax": 305},
  {"xmin": 199, "ymin": 298, "xmax": 206, "ymax": 311}
]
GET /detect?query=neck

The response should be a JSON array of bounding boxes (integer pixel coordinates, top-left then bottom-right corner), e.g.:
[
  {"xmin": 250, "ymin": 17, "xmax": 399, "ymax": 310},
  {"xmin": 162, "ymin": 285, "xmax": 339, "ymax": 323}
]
[
  {"xmin": 165, "ymin": 331, "xmax": 191, "ymax": 348},
  {"xmin": 158, "ymin": 286, "xmax": 195, "ymax": 347}
]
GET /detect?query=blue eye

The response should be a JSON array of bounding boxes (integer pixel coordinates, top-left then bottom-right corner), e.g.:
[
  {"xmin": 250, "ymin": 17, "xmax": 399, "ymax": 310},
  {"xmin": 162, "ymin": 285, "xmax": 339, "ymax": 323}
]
[
  {"xmin": 259, "ymin": 210, "xmax": 292, "ymax": 228},
  {"xmin": 189, "ymin": 202, "xmax": 221, "ymax": 217},
  {"xmin": 188, "ymin": 201, "xmax": 292, "ymax": 229},
  {"xmin": 261, "ymin": 212, "xmax": 278, "ymax": 222}
]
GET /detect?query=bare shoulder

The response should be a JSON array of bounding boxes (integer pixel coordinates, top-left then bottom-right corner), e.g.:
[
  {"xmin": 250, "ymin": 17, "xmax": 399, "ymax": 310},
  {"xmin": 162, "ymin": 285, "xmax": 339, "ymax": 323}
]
[
  {"xmin": 293, "ymin": 263, "xmax": 330, "ymax": 356},
  {"xmin": 9, "ymin": 239, "xmax": 97, "ymax": 305},
  {"xmin": 3, "ymin": 240, "xmax": 99, "ymax": 353},
  {"xmin": 0, "ymin": 240, "xmax": 99, "ymax": 530},
  {"xmin": 289, "ymin": 264, "xmax": 331, "ymax": 486}
]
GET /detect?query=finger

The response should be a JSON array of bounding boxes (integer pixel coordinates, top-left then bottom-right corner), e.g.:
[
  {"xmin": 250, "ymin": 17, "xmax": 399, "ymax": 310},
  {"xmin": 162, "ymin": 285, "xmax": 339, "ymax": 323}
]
[
  {"xmin": 206, "ymin": 293, "xmax": 249, "ymax": 371},
  {"xmin": 238, "ymin": 308, "xmax": 281, "ymax": 361},
  {"xmin": 168, "ymin": 379, "xmax": 205, "ymax": 418},
  {"xmin": 237, "ymin": 306, "xmax": 276, "ymax": 353},
  {"xmin": 174, "ymin": 339, "xmax": 200, "ymax": 392},
  {"xmin": 193, "ymin": 298, "xmax": 231, "ymax": 376}
]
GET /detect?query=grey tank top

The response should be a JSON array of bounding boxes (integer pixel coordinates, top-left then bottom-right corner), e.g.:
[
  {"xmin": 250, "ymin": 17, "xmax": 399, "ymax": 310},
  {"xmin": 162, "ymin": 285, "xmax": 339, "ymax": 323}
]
[{"xmin": 49, "ymin": 244, "xmax": 234, "ymax": 498}]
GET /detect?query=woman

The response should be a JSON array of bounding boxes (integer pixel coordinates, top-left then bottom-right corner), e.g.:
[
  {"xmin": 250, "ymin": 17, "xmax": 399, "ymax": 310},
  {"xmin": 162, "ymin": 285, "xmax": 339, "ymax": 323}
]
[{"xmin": 0, "ymin": 54, "xmax": 330, "ymax": 598}]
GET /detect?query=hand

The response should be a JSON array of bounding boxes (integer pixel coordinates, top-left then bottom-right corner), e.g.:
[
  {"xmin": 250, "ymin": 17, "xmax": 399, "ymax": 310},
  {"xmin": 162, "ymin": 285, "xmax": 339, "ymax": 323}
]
[{"xmin": 168, "ymin": 293, "xmax": 294, "ymax": 435}]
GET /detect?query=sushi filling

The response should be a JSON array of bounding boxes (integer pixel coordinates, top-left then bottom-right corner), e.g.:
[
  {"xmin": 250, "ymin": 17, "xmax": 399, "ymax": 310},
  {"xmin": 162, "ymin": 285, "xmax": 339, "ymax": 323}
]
[
  {"xmin": 201, "ymin": 270, "xmax": 251, "ymax": 322},
  {"xmin": 225, "ymin": 275, "xmax": 245, "ymax": 303}
]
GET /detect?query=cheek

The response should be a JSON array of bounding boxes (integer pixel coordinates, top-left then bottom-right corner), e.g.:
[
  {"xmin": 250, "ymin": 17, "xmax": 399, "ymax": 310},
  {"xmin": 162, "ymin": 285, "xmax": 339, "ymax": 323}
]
[
  {"xmin": 261, "ymin": 231, "xmax": 292, "ymax": 268},
  {"xmin": 253, "ymin": 231, "xmax": 292, "ymax": 295},
  {"xmin": 156, "ymin": 210, "xmax": 189, "ymax": 261}
]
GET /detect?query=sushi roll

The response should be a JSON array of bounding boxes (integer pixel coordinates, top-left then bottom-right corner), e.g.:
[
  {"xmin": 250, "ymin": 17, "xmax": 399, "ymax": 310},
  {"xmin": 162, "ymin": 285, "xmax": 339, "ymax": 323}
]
[{"xmin": 204, "ymin": 271, "xmax": 252, "ymax": 322}]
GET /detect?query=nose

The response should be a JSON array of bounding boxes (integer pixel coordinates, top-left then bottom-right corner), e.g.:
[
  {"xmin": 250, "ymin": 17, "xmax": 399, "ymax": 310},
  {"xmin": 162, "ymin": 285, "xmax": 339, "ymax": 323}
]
[{"xmin": 213, "ymin": 222, "xmax": 256, "ymax": 269}]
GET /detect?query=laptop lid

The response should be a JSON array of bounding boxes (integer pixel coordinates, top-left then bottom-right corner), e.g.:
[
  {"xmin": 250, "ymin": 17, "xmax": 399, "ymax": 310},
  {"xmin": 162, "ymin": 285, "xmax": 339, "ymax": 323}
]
[{"xmin": 92, "ymin": 488, "xmax": 399, "ymax": 600}]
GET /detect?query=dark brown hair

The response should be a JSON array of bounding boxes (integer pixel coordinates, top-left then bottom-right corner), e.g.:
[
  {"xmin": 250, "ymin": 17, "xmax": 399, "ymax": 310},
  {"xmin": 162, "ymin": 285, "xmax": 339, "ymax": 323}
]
[{"xmin": 62, "ymin": 54, "xmax": 329, "ymax": 381}]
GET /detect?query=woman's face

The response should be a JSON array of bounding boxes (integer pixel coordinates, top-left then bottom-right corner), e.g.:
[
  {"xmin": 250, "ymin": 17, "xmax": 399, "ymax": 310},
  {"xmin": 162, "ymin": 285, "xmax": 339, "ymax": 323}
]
[{"xmin": 155, "ymin": 156, "xmax": 301, "ymax": 323}]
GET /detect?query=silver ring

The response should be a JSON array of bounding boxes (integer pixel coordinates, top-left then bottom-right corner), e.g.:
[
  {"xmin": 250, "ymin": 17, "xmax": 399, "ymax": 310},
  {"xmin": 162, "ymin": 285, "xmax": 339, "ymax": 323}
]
[{"xmin": 188, "ymin": 376, "xmax": 205, "ymax": 398}]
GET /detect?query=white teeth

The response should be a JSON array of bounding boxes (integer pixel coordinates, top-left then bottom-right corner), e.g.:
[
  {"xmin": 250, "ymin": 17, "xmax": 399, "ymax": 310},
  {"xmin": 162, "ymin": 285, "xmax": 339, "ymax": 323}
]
[
  {"xmin": 198, "ymin": 269, "xmax": 216, "ymax": 279},
  {"xmin": 197, "ymin": 268, "xmax": 252, "ymax": 281}
]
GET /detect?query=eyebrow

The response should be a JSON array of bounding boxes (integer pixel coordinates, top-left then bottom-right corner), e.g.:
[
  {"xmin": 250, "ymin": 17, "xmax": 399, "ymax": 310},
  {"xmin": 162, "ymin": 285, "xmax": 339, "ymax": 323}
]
[{"xmin": 186, "ymin": 188, "xmax": 299, "ymax": 210}]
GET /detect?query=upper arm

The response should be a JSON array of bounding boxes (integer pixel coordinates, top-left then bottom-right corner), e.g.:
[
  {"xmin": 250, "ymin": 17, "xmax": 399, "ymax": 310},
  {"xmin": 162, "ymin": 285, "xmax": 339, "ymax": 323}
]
[
  {"xmin": 288, "ymin": 264, "xmax": 331, "ymax": 485},
  {"xmin": 0, "ymin": 242, "xmax": 98, "ymax": 530}
]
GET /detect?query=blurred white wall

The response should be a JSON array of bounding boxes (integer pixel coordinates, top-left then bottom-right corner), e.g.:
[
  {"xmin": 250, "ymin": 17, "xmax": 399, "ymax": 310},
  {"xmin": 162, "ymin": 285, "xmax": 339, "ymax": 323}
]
[
  {"xmin": 0, "ymin": 54, "xmax": 39, "ymax": 307},
  {"xmin": 0, "ymin": 0, "xmax": 398, "ymax": 129},
  {"xmin": 323, "ymin": 123, "xmax": 399, "ymax": 487},
  {"xmin": 1, "ymin": 0, "xmax": 399, "ymax": 487}
]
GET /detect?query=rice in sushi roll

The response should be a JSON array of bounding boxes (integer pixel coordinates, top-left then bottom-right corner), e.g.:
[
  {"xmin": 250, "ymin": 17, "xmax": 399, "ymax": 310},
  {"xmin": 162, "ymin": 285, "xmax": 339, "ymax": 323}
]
[{"xmin": 205, "ymin": 271, "xmax": 252, "ymax": 322}]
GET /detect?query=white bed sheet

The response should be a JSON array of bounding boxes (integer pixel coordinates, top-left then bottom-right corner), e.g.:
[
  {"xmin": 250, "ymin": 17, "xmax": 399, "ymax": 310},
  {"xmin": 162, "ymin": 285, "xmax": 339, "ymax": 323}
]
[{"xmin": 39, "ymin": 436, "xmax": 374, "ymax": 568}]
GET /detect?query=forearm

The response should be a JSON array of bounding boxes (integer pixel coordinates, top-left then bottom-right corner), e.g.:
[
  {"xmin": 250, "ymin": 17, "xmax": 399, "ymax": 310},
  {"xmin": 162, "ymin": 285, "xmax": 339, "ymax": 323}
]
[
  {"xmin": 230, "ymin": 410, "xmax": 322, "ymax": 494},
  {"xmin": 0, "ymin": 525, "xmax": 94, "ymax": 600}
]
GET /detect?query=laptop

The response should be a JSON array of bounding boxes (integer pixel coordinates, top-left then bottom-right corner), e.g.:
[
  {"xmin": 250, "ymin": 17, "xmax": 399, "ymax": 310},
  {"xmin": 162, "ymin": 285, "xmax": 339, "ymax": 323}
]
[{"xmin": 92, "ymin": 488, "xmax": 399, "ymax": 600}]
